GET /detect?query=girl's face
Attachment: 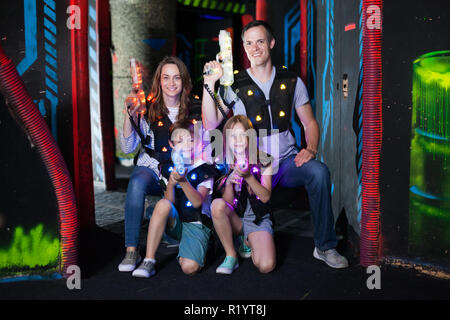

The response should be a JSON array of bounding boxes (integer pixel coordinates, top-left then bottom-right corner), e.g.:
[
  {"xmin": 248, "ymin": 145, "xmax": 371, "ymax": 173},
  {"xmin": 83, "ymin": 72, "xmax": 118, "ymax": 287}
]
[
  {"xmin": 228, "ymin": 122, "xmax": 248, "ymax": 158},
  {"xmin": 160, "ymin": 63, "xmax": 183, "ymax": 99}
]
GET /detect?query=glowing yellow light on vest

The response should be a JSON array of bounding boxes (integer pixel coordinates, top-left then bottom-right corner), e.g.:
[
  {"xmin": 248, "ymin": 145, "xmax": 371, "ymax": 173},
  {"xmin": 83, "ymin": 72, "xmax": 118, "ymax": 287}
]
[
  {"xmin": 157, "ymin": 121, "xmax": 164, "ymax": 127},
  {"xmin": 279, "ymin": 110, "xmax": 286, "ymax": 117},
  {"xmin": 255, "ymin": 115, "xmax": 262, "ymax": 122},
  {"xmin": 162, "ymin": 147, "xmax": 168, "ymax": 152},
  {"xmin": 280, "ymin": 83, "xmax": 286, "ymax": 90},
  {"xmin": 247, "ymin": 89, "xmax": 254, "ymax": 96}
]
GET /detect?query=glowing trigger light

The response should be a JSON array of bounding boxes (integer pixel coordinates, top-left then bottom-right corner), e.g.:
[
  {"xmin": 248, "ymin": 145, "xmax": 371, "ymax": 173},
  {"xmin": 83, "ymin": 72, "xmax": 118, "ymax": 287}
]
[
  {"xmin": 234, "ymin": 70, "xmax": 239, "ymax": 74},
  {"xmin": 247, "ymin": 90, "xmax": 254, "ymax": 96},
  {"xmin": 190, "ymin": 173, "xmax": 197, "ymax": 180},
  {"xmin": 162, "ymin": 147, "xmax": 168, "ymax": 152},
  {"xmin": 168, "ymin": 166, "xmax": 173, "ymax": 172},
  {"xmin": 192, "ymin": 119, "xmax": 197, "ymax": 124},
  {"xmin": 186, "ymin": 201, "xmax": 192, "ymax": 207},
  {"xmin": 157, "ymin": 121, "xmax": 164, "ymax": 127},
  {"xmin": 279, "ymin": 110, "xmax": 286, "ymax": 117},
  {"xmin": 280, "ymin": 83, "xmax": 286, "ymax": 90},
  {"xmin": 255, "ymin": 115, "xmax": 262, "ymax": 122},
  {"xmin": 252, "ymin": 166, "xmax": 259, "ymax": 174}
]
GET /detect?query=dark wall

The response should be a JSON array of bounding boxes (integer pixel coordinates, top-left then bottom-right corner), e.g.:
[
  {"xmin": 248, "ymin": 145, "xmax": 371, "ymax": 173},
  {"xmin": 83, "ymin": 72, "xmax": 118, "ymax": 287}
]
[
  {"xmin": 381, "ymin": 0, "xmax": 450, "ymax": 265},
  {"xmin": 0, "ymin": 0, "xmax": 74, "ymax": 177}
]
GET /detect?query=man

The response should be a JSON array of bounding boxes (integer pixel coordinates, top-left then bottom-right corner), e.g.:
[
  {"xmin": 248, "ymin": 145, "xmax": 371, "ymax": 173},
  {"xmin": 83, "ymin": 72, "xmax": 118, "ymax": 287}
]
[{"xmin": 201, "ymin": 20, "xmax": 348, "ymax": 269}]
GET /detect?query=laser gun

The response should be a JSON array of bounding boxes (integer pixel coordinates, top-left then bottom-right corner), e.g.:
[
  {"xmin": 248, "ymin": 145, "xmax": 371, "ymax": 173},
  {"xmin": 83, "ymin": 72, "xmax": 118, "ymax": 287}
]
[
  {"xmin": 204, "ymin": 30, "xmax": 234, "ymax": 86},
  {"xmin": 130, "ymin": 58, "xmax": 146, "ymax": 105},
  {"xmin": 171, "ymin": 149, "xmax": 185, "ymax": 176},
  {"xmin": 234, "ymin": 158, "xmax": 248, "ymax": 193}
]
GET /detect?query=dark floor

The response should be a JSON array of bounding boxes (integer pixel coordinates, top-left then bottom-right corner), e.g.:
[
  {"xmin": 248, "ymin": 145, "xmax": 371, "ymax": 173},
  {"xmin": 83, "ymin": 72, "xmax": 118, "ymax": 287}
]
[{"xmin": 0, "ymin": 164, "xmax": 449, "ymax": 302}]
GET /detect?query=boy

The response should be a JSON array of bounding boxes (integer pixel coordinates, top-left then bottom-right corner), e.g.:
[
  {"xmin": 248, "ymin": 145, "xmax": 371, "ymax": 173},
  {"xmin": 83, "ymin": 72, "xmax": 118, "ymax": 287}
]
[{"xmin": 132, "ymin": 118, "xmax": 219, "ymax": 277}]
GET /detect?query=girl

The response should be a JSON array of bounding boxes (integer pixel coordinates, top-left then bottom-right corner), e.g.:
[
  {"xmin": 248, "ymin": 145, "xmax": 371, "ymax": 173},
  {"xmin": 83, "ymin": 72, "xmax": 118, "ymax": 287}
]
[
  {"xmin": 211, "ymin": 115, "xmax": 276, "ymax": 274},
  {"xmin": 118, "ymin": 56, "xmax": 201, "ymax": 272}
]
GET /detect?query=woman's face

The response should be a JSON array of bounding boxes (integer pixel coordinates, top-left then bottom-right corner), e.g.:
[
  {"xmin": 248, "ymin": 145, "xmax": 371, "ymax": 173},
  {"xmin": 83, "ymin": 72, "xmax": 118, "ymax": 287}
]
[
  {"xmin": 227, "ymin": 122, "xmax": 248, "ymax": 158},
  {"xmin": 160, "ymin": 63, "xmax": 183, "ymax": 99}
]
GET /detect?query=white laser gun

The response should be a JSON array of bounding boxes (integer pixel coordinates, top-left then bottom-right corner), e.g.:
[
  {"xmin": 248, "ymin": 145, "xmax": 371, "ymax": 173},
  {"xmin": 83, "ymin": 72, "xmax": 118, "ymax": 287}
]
[{"xmin": 204, "ymin": 30, "xmax": 234, "ymax": 86}]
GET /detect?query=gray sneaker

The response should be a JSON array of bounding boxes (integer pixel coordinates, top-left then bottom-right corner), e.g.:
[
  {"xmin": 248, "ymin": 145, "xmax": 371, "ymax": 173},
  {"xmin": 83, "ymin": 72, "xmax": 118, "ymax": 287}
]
[
  {"xmin": 118, "ymin": 251, "xmax": 142, "ymax": 272},
  {"xmin": 313, "ymin": 247, "xmax": 349, "ymax": 269},
  {"xmin": 132, "ymin": 260, "xmax": 156, "ymax": 278}
]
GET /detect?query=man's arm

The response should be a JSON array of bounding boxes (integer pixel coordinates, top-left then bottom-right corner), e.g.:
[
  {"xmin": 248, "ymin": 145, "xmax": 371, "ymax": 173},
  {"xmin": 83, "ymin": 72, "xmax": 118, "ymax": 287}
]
[
  {"xmin": 294, "ymin": 102, "xmax": 320, "ymax": 167},
  {"xmin": 201, "ymin": 60, "xmax": 230, "ymax": 130}
]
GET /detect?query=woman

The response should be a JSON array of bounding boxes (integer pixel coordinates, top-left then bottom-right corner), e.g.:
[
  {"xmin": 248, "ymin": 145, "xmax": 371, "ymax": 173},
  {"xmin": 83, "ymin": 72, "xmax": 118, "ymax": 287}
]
[{"xmin": 118, "ymin": 56, "xmax": 200, "ymax": 272}]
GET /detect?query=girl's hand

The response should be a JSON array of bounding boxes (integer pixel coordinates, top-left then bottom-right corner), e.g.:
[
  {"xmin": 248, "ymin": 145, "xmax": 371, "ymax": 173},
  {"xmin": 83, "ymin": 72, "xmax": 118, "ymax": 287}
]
[
  {"xmin": 227, "ymin": 171, "xmax": 243, "ymax": 185},
  {"xmin": 234, "ymin": 163, "xmax": 250, "ymax": 177}
]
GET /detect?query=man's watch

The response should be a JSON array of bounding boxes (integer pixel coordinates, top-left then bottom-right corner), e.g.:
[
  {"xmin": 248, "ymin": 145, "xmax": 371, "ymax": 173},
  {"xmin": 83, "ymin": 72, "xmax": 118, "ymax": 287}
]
[{"xmin": 305, "ymin": 148, "xmax": 317, "ymax": 158}]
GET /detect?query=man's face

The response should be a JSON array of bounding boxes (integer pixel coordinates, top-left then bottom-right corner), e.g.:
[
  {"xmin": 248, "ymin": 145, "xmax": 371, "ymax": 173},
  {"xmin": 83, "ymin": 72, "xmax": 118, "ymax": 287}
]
[{"xmin": 242, "ymin": 25, "xmax": 275, "ymax": 67}]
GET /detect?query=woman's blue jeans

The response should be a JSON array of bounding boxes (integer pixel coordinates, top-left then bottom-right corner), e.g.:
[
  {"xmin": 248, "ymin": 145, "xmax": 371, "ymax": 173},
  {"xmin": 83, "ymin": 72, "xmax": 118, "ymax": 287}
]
[
  {"xmin": 124, "ymin": 166, "xmax": 162, "ymax": 248},
  {"xmin": 272, "ymin": 155, "xmax": 338, "ymax": 251}
]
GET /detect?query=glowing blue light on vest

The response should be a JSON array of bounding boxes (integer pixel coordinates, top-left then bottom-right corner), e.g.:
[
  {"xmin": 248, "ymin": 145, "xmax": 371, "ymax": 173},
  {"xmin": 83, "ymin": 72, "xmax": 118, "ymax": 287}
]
[
  {"xmin": 186, "ymin": 201, "xmax": 192, "ymax": 207},
  {"xmin": 168, "ymin": 166, "xmax": 174, "ymax": 172},
  {"xmin": 190, "ymin": 173, "xmax": 197, "ymax": 180}
]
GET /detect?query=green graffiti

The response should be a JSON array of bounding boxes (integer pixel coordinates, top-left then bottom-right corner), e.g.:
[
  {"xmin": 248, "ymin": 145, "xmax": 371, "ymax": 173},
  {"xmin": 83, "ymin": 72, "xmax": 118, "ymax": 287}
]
[
  {"xmin": 409, "ymin": 51, "xmax": 450, "ymax": 260},
  {"xmin": 0, "ymin": 224, "xmax": 60, "ymax": 270}
]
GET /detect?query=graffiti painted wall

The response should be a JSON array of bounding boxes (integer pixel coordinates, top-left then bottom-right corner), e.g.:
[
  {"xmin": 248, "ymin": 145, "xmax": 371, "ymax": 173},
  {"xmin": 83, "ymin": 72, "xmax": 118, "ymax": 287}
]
[{"xmin": 381, "ymin": 0, "xmax": 450, "ymax": 266}]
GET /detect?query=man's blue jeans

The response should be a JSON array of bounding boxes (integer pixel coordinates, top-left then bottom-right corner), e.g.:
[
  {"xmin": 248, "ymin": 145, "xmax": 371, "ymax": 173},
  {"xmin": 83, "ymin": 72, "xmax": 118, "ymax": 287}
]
[
  {"xmin": 272, "ymin": 154, "xmax": 338, "ymax": 251},
  {"xmin": 124, "ymin": 166, "xmax": 162, "ymax": 248}
]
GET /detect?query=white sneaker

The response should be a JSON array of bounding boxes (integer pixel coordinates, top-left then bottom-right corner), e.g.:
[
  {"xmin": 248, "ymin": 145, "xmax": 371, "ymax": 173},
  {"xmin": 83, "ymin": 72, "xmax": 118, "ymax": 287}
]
[
  {"xmin": 313, "ymin": 247, "xmax": 349, "ymax": 269},
  {"xmin": 132, "ymin": 260, "xmax": 156, "ymax": 278},
  {"xmin": 118, "ymin": 251, "xmax": 142, "ymax": 272}
]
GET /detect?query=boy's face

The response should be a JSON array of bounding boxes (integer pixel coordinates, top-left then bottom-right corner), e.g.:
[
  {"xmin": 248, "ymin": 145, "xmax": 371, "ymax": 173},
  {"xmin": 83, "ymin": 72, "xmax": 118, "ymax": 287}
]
[
  {"xmin": 170, "ymin": 128, "xmax": 201, "ymax": 164},
  {"xmin": 243, "ymin": 25, "xmax": 275, "ymax": 67}
]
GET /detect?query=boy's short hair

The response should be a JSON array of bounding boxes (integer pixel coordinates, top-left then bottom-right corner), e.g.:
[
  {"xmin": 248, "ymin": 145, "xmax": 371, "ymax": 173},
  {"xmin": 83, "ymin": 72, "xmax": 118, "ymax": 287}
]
[
  {"xmin": 169, "ymin": 118, "xmax": 196, "ymax": 141},
  {"xmin": 241, "ymin": 20, "xmax": 275, "ymax": 43}
]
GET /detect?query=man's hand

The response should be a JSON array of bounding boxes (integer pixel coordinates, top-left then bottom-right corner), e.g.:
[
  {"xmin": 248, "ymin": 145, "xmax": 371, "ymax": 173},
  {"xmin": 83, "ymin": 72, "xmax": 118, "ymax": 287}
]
[
  {"xmin": 294, "ymin": 148, "xmax": 316, "ymax": 167},
  {"xmin": 203, "ymin": 60, "xmax": 223, "ymax": 84}
]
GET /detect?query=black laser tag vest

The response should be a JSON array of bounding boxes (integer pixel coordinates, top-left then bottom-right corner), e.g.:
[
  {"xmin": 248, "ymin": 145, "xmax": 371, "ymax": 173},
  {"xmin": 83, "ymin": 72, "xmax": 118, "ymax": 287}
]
[
  {"xmin": 172, "ymin": 163, "xmax": 220, "ymax": 228},
  {"xmin": 233, "ymin": 163, "xmax": 272, "ymax": 225},
  {"xmin": 231, "ymin": 67, "xmax": 298, "ymax": 136},
  {"xmin": 134, "ymin": 96, "xmax": 203, "ymax": 169}
]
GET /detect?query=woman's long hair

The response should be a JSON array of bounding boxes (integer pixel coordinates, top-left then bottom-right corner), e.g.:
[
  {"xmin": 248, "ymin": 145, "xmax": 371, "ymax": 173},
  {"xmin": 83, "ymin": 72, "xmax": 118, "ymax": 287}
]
[{"xmin": 147, "ymin": 56, "xmax": 191, "ymax": 123}]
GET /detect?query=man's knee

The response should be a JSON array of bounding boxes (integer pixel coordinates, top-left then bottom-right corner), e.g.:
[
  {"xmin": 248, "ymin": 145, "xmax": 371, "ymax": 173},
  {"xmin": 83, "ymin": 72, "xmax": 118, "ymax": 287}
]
[
  {"xmin": 180, "ymin": 258, "xmax": 200, "ymax": 275},
  {"xmin": 307, "ymin": 161, "xmax": 330, "ymax": 184}
]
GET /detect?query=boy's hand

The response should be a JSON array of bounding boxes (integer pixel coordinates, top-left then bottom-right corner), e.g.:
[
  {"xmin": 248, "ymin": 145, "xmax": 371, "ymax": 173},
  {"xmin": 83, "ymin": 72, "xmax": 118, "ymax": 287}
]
[{"xmin": 171, "ymin": 168, "xmax": 187, "ymax": 183}]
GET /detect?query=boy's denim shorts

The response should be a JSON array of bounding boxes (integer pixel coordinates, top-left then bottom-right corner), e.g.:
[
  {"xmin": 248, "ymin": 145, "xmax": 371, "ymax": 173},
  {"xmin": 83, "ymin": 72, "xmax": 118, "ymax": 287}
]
[{"xmin": 165, "ymin": 204, "xmax": 212, "ymax": 268}]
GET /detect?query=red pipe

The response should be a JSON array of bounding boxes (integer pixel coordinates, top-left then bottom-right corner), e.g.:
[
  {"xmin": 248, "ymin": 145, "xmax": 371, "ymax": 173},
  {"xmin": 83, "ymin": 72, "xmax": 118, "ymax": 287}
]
[
  {"xmin": 70, "ymin": 0, "xmax": 95, "ymax": 230},
  {"xmin": 256, "ymin": 0, "xmax": 268, "ymax": 21},
  {"xmin": 299, "ymin": 0, "xmax": 307, "ymax": 84},
  {"xmin": 0, "ymin": 45, "xmax": 79, "ymax": 276},
  {"xmin": 240, "ymin": 14, "xmax": 254, "ymax": 70},
  {"xmin": 360, "ymin": 0, "xmax": 383, "ymax": 267}
]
